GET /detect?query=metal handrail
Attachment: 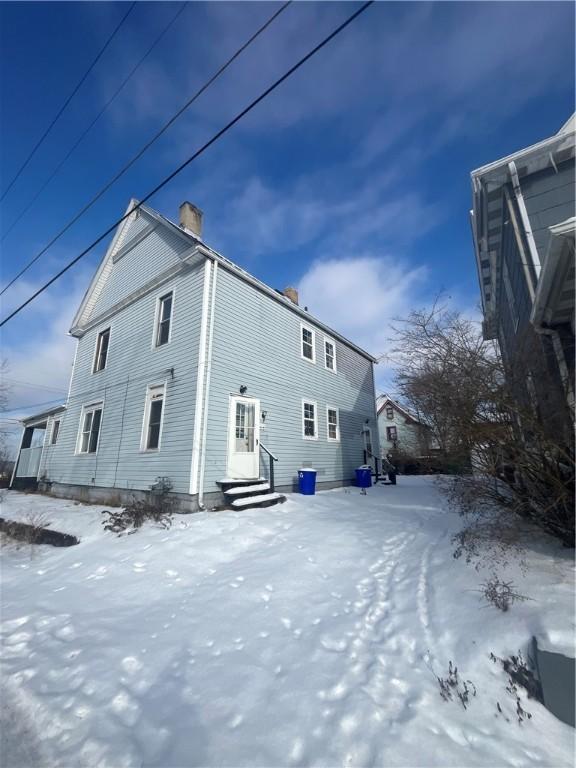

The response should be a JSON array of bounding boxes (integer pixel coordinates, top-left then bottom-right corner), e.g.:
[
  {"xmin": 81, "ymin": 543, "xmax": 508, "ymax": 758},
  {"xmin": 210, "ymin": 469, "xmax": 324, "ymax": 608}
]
[{"xmin": 259, "ymin": 442, "xmax": 278, "ymax": 491}]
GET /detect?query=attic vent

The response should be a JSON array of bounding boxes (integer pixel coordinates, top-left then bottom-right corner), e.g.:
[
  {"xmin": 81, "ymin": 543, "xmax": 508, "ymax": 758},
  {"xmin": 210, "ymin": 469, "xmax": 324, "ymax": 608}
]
[{"xmin": 179, "ymin": 202, "xmax": 203, "ymax": 237}]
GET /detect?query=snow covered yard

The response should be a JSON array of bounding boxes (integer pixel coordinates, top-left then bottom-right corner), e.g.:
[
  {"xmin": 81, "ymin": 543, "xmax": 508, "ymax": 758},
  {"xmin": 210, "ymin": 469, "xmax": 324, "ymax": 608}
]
[{"xmin": 1, "ymin": 478, "xmax": 574, "ymax": 768}]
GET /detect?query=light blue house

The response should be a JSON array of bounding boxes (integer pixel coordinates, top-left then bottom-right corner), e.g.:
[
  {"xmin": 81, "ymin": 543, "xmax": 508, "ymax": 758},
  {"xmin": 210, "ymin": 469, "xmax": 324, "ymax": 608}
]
[{"xmin": 12, "ymin": 200, "xmax": 379, "ymax": 510}]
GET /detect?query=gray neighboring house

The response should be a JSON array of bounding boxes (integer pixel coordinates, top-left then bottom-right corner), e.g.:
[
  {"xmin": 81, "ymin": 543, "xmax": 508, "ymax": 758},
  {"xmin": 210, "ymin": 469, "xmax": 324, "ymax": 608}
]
[
  {"xmin": 470, "ymin": 114, "xmax": 575, "ymax": 427},
  {"xmin": 11, "ymin": 200, "xmax": 379, "ymax": 510},
  {"xmin": 376, "ymin": 394, "xmax": 432, "ymax": 459}
]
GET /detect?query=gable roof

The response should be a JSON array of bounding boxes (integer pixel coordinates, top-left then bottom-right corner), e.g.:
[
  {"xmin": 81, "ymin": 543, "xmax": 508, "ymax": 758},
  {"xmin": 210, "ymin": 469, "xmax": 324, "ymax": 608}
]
[
  {"xmin": 376, "ymin": 394, "xmax": 424, "ymax": 425},
  {"xmin": 70, "ymin": 200, "xmax": 378, "ymax": 363}
]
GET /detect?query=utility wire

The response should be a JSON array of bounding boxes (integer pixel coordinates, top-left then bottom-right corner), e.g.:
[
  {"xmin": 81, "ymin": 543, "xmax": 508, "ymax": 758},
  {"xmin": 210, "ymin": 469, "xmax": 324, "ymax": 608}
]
[
  {"xmin": 0, "ymin": 1, "xmax": 373, "ymax": 327},
  {"xmin": 3, "ymin": 378, "xmax": 68, "ymax": 393},
  {"xmin": 1, "ymin": 2, "xmax": 188, "ymax": 243},
  {"xmin": 0, "ymin": 2, "xmax": 137, "ymax": 202},
  {"xmin": 0, "ymin": 1, "xmax": 292, "ymax": 297}
]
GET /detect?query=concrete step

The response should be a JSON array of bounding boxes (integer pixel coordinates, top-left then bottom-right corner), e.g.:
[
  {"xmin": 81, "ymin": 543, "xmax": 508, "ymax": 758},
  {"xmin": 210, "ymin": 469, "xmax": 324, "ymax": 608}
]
[
  {"xmin": 230, "ymin": 492, "xmax": 286, "ymax": 510},
  {"xmin": 217, "ymin": 477, "xmax": 265, "ymax": 493},
  {"xmin": 225, "ymin": 482, "xmax": 270, "ymax": 497}
]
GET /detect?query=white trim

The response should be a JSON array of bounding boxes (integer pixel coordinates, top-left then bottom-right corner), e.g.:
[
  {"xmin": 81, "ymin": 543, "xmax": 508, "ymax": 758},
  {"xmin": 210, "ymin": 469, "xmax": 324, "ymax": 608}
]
[
  {"xmin": 50, "ymin": 419, "xmax": 61, "ymax": 445},
  {"xmin": 324, "ymin": 336, "xmax": 337, "ymax": 373},
  {"xmin": 226, "ymin": 393, "xmax": 260, "ymax": 480},
  {"xmin": 92, "ymin": 326, "xmax": 111, "ymax": 374},
  {"xmin": 326, "ymin": 405, "xmax": 340, "ymax": 442},
  {"xmin": 66, "ymin": 341, "xmax": 78, "ymax": 404},
  {"xmin": 198, "ymin": 260, "xmax": 218, "ymax": 506},
  {"xmin": 152, "ymin": 288, "xmax": 175, "ymax": 349},
  {"xmin": 300, "ymin": 323, "xmax": 316, "ymax": 364},
  {"xmin": 71, "ymin": 199, "xmax": 139, "ymax": 331},
  {"xmin": 139, "ymin": 383, "xmax": 167, "ymax": 452},
  {"xmin": 189, "ymin": 259, "xmax": 212, "ymax": 495},
  {"xmin": 302, "ymin": 399, "xmax": 318, "ymax": 441},
  {"xmin": 75, "ymin": 401, "xmax": 104, "ymax": 455},
  {"xmin": 508, "ymin": 160, "xmax": 541, "ymax": 279}
]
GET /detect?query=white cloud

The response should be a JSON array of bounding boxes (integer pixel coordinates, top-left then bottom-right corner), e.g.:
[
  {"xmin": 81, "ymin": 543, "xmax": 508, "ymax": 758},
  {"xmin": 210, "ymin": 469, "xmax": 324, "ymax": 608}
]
[
  {"xmin": 1, "ymin": 272, "xmax": 90, "ymax": 456},
  {"xmin": 297, "ymin": 253, "xmax": 428, "ymax": 390}
]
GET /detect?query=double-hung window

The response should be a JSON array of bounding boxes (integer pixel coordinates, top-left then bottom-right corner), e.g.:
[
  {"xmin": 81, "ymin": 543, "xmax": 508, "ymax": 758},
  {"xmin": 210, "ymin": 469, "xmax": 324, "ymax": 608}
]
[
  {"xmin": 302, "ymin": 400, "xmax": 318, "ymax": 440},
  {"xmin": 301, "ymin": 324, "xmax": 315, "ymax": 363},
  {"xmin": 386, "ymin": 405, "xmax": 394, "ymax": 420},
  {"xmin": 155, "ymin": 292, "xmax": 173, "ymax": 347},
  {"xmin": 326, "ymin": 407, "xmax": 340, "ymax": 442},
  {"xmin": 50, "ymin": 419, "xmax": 60, "ymax": 445},
  {"xmin": 386, "ymin": 426, "xmax": 397, "ymax": 442},
  {"xmin": 77, "ymin": 403, "xmax": 103, "ymax": 454},
  {"xmin": 93, "ymin": 328, "xmax": 110, "ymax": 372},
  {"xmin": 141, "ymin": 385, "xmax": 166, "ymax": 451},
  {"xmin": 324, "ymin": 338, "xmax": 336, "ymax": 372}
]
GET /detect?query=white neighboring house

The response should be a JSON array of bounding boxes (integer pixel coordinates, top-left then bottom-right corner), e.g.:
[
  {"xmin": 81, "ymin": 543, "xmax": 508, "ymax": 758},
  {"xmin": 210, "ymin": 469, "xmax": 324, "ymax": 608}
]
[{"xmin": 376, "ymin": 395, "xmax": 432, "ymax": 459}]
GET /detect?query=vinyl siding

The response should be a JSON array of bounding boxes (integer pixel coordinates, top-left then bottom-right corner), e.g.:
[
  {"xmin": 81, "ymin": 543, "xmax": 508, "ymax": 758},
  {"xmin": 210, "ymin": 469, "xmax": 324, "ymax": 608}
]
[
  {"xmin": 87, "ymin": 210, "xmax": 190, "ymax": 321},
  {"xmin": 201, "ymin": 266, "xmax": 377, "ymax": 492},
  {"xmin": 522, "ymin": 159, "xmax": 575, "ymax": 265},
  {"xmin": 377, "ymin": 408, "xmax": 423, "ymax": 456},
  {"xmin": 41, "ymin": 261, "xmax": 205, "ymax": 494}
]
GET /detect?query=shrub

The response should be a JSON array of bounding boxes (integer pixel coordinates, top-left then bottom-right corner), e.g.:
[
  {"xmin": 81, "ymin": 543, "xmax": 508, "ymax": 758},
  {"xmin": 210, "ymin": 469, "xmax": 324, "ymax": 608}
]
[{"xmin": 102, "ymin": 477, "xmax": 176, "ymax": 534}]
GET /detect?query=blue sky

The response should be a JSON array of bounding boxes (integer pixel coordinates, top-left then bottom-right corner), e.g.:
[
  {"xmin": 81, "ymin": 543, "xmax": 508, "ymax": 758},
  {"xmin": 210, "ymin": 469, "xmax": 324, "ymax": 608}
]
[{"xmin": 0, "ymin": 1, "xmax": 574, "ymax": 447}]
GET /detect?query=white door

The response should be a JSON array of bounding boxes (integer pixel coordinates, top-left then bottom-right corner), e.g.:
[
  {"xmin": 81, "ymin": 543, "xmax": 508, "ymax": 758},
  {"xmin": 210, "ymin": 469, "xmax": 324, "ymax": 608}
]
[
  {"xmin": 227, "ymin": 396, "xmax": 260, "ymax": 479},
  {"xmin": 362, "ymin": 426, "xmax": 373, "ymax": 458}
]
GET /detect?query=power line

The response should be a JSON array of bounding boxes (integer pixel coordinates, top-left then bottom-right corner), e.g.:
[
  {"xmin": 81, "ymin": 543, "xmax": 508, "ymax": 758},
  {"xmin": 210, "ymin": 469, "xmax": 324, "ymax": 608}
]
[
  {"xmin": 3, "ymin": 378, "xmax": 68, "ymax": 393},
  {"xmin": 0, "ymin": 2, "xmax": 137, "ymax": 203},
  {"xmin": 1, "ymin": 2, "xmax": 188, "ymax": 243},
  {"xmin": 0, "ymin": 1, "xmax": 292, "ymax": 297},
  {"xmin": 0, "ymin": 1, "xmax": 373, "ymax": 327}
]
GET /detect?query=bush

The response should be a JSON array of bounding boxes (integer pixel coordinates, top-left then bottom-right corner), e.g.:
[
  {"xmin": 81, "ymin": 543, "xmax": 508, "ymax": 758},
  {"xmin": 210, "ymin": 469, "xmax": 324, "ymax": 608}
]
[{"xmin": 102, "ymin": 477, "xmax": 176, "ymax": 534}]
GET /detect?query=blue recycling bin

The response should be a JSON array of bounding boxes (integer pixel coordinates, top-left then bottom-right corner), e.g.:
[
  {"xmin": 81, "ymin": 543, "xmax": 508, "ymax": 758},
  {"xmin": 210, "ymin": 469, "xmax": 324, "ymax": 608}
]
[
  {"xmin": 298, "ymin": 468, "xmax": 317, "ymax": 495},
  {"xmin": 355, "ymin": 466, "xmax": 372, "ymax": 488}
]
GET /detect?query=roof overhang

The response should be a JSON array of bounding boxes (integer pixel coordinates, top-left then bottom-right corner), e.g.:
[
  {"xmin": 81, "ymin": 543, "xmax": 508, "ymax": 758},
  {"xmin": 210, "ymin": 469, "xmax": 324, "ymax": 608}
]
[{"xmin": 21, "ymin": 404, "xmax": 66, "ymax": 427}]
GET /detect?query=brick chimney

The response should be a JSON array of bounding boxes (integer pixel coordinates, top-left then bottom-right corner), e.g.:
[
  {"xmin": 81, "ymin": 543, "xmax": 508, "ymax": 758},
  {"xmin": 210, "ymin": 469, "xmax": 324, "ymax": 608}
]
[
  {"xmin": 283, "ymin": 287, "xmax": 299, "ymax": 305},
  {"xmin": 179, "ymin": 201, "xmax": 203, "ymax": 237}
]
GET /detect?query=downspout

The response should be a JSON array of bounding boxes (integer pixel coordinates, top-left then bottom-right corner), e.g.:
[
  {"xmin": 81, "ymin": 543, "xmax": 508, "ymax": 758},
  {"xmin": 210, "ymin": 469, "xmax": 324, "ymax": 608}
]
[
  {"xmin": 508, "ymin": 160, "xmax": 541, "ymax": 280},
  {"xmin": 189, "ymin": 259, "xmax": 213, "ymax": 498},
  {"xmin": 197, "ymin": 260, "xmax": 218, "ymax": 510}
]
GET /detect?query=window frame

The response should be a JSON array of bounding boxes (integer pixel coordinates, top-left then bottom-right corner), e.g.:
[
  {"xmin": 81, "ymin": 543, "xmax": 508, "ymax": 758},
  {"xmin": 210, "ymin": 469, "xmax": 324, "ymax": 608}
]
[
  {"xmin": 140, "ymin": 383, "xmax": 167, "ymax": 452},
  {"xmin": 153, "ymin": 290, "xmax": 174, "ymax": 349},
  {"xmin": 92, "ymin": 327, "xmax": 111, "ymax": 373},
  {"xmin": 50, "ymin": 419, "xmax": 61, "ymax": 445},
  {"xmin": 302, "ymin": 399, "xmax": 318, "ymax": 441},
  {"xmin": 300, "ymin": 323, "xmax": 316, "ymax": 364},
  {"xmin": 385, "ymin": 405, "xmax": 394, "ymax": 420},
  {"xmin": 324, "ymin": 337, "xmax": 337, "ymax": 373},
  {"xmin": 386, "ymin": 426, "xmax": 398, "ymax": 442},
  {"xmin": 326, "ymin": 406, "xmax": 340, "ymax": 442},
  {"xmin": 76, "ymin": 402, "xmax": 104, "ymax": 455}
]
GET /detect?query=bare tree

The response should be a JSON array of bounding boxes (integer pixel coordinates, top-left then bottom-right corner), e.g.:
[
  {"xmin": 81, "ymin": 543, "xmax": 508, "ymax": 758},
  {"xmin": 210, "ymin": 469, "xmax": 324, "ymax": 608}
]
[{"xmin": 390, "ymin": 302, "xmax": 574, "ymax": 548}]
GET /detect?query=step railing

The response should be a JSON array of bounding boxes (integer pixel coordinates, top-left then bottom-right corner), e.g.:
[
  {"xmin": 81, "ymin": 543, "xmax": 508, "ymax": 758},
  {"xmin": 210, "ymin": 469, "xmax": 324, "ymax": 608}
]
[
  {"xmin": 363, "ymin": 448, "xmax": 381, "ymax": 483},
  {"xmin": 259, "ymin": 442, "xmax": 278, "ymax": 492}
]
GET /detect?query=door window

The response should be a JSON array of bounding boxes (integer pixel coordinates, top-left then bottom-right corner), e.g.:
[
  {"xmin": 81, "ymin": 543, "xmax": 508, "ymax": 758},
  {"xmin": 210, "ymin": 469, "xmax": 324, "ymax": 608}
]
[{"xmin": 235, "ymin": 402, "xmax": 255, "ymax": 452}]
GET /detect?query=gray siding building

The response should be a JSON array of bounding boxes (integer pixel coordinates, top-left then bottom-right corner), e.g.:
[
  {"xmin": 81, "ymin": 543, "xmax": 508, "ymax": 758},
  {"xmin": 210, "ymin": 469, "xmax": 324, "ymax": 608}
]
[
  {"xmin": 12, "ymin": 200, "xmax": 379, "ymax": 510},
  {"xmin": 470, "ymin": 114, "xmax": 575, "ymax": 429}
]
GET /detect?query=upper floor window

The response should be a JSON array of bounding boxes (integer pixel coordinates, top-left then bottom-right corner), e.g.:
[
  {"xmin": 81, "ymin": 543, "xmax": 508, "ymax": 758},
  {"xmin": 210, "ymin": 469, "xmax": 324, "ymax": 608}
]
[
  {"xmin": 301, "ymin": 324, "xmax": 315, "ymax": 363},
  {"xmin": 327, "ymin": 407, "xmax": 340, "ymax": 442},
  {"xmin": 302, "ymin": 399, "xmax": 318, "ymax": 440},
  {"xmin": 155, "ymin": 292, "xmax": 173, "ymax": 347},
  {"xmin": 386, "ymin": 405, "xmax": 394, "ymax": 420},
  {"xmin": 93, "ymin": 328, "xmax": 110, "ymax": 372},
  {"xmin": 386, "ymin": 426, "xmax": 397, "ymax": 442},
  {"xmin": 141, "ymin": 385, "xmax": 165, "ymax": 451},
  {"xmin": 324, "ymin": 338, "xmax": 336, "ymax": 372},
  {"xmin": 50, "ymin": 419, "xmax": 60, "ymax": 445},
  {"xmin": 77, "ymin": 403, "xmax": 103, "ymax": 454}
]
